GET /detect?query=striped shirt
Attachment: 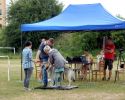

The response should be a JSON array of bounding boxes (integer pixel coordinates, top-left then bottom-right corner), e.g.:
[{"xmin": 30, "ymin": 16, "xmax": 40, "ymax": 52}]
[{"xmin": 22, "ymin": 47, "xmax": 33, "ymax": 69}]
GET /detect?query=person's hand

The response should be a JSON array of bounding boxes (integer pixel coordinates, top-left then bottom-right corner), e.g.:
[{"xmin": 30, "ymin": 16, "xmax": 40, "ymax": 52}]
[
  {"xmin": 46, "ymin": 66, "xmax": 49, "ymax": 70},
  {"xmin": 35, "ymin": 59, "xmax": 40, "ymax": 63},
  {"xmin": 101, "ymin": 50, "xmax": 104, "ymax": 53},
  {"xmin": 65, "ymin": 60, "xmax": 68, "ymax": 64},
  {"xmin": 104, "ymin": 49, "xmax": 113, "ymax": 53}
]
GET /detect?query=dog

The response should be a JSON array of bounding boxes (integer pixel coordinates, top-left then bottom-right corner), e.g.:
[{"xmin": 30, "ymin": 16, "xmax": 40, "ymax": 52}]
[
  {"xmin": 64, "ymin": 66, "xmax": 75, "ymax": 86},
  {"xmin": 48, "ymin": 66, "xmax": 75, "ymax": 86}
]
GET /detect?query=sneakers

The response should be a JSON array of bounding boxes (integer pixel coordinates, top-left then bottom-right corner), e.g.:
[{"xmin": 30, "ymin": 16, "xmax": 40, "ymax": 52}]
[
  {"xmin": 102, "ymin": 77, "xmax": 111, "ymax": 81},
  {"xmin": 38, "ymin": 79, "xmax": 42, "ymax": 83},
  {"xmin": 24, "ymin": 87, "xmax": 32, "ymax": 91},
  {"xmin": 41, "ymin": 84, "xmax": 47, "ymax": 88},
  {"xmin": 102, "ymin": 77, "xmax": 106, "ymax": 81}
]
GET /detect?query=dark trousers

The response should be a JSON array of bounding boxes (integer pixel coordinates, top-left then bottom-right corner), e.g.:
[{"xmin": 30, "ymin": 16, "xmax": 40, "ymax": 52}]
[
  {"xmin": 104, "ymin": 59, "xmax": 113, "ymax": 70},
  {"xmin": 24, "ymin": 67, "xmax": 33, "ymax": 88},
  {"xmin": 42, "ymin": 65, "xmax": 48, "ymax": 86}
]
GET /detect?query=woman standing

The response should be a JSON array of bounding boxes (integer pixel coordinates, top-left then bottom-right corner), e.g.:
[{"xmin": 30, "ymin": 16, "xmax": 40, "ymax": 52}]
[{"xmin": 22, "ymin": 41, "xmax": 33, "ymax": 91}]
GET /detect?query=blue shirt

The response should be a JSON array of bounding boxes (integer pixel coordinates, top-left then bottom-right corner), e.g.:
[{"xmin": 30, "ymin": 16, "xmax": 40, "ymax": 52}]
[
  {"xmin": 22, "ymin": 47, "xmax": 33, "ymax": 69},
  {"xmin": 38, "ymin": 43, "xmax": 49, "ymax": 61}
]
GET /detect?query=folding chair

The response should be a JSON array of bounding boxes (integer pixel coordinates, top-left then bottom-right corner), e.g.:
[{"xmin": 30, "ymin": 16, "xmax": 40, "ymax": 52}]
[
  {"xmin": 79, "ymin": 63, "xmax": 93, "ymax": 81},
  {"xmin": 115, "ymin": 64, "xmax": 125, "ymax": 81},
  {"xmin": 34, "ymin": 61, "xmax": 41, "ymax": 79},
  {"xmin": 91, "ymin": 61, "xmax": 104, "ymax": 81}
]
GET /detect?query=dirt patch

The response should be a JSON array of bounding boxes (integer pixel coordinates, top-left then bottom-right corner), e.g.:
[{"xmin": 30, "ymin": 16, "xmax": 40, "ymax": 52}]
[{"xmin": 5, "ymin": 91, "xmax": 125, "ymax": 100}]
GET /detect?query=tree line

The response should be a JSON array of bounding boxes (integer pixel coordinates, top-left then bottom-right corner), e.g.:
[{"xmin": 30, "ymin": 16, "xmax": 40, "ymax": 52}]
[
  {"xmin": 0, "ymin": 0, "xmax": 125, "ymax": 56},
  {"xmin": 0, "ymin": 0, "xmax": 63, "ymax": 50}
]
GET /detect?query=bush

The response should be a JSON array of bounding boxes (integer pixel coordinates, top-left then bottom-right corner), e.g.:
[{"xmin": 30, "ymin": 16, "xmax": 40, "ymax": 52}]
[{"xmin": 55, "ymin": 30, "xmax": 125, "ymax": 57}]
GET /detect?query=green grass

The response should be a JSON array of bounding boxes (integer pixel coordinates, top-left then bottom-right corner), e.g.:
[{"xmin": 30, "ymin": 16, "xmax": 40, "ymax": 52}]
[
  {"xmin": 0, "ymin": 51, "xmax": 37, "ymax": 59},
  {"xmin": 0, "ymin": 48, "xmax": 125, "ymax": 60},
  {"xmin": 0, "ymin": 59, "xmax": 125, "ymax": 100}
]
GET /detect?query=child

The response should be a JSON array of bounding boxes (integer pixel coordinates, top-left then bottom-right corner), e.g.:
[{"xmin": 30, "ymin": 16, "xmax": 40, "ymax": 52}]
[
  {"xmin": 44, "ymin": 45, "xmax": 68, "ymax": 86},
  {"xmin": 22, "ymin": 41, "xmax": 33, "ymax": 91},
  {"xmin": 81, "ymin": 50, "xmax": 93, "ymax": 80}
]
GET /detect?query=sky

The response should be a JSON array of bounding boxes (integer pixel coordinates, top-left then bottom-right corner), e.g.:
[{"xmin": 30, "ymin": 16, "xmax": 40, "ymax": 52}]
[{"xmin": 6, "ymin": 0, "xmax": 125, "ymax": 17}]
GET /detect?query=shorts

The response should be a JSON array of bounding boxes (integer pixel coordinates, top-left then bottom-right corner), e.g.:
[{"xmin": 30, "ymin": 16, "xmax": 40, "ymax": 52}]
[
  {"xmin": 104, "ymin": 59, "xmax": 113, "ymax": 70},
  {"xmin": 40, "ymin": 58, "xmax": 48, "ymax": 66},
  {"xmin": 41, "ymin": 58, "xmax": 48, "ymax": 62},
  {"xmin": 55, "ymin": 67, "xmax": 64, "ymax": 73}
]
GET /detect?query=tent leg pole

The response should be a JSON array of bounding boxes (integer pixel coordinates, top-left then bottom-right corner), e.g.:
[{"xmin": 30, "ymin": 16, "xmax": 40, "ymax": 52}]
[{"xmin": 21, "ymin": 32, "xmax": 23, "ymax": 81}]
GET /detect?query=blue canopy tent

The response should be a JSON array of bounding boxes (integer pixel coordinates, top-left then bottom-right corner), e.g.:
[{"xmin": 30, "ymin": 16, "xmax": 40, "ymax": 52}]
[
  {"xmin": 20, "ymin": 3, "xmax": 125, "ymax": 80},
  {"xmin": 21, "ymin": 3, "xmax": 125, "ymax": 31}
]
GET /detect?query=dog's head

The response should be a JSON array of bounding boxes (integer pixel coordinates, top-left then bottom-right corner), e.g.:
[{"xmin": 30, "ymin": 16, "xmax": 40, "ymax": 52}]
[{"xmin": 64, "ymin": 66, "xmax": 71, "ymax": 70}]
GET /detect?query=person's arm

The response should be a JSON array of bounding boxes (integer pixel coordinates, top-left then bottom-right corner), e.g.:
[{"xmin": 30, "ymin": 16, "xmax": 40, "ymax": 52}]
[
  {"xmin": 87, "ymin": 54, "xmax": 93, "ymax": 63},
  {"xmin": 35, "ymin": 44, "xmax": 43, "ymax": 62},
  {"xmin": 49, "ymin": 53, "xmax": 54, "ymax": 65},
  {"xmin": 104, "ymin": 45, "xmax": 115, "ymax": 53},
  {"xmin": 35, "ymin": 50, "xmax": 41, "ymax": 62},
  {"xmin": 63, "ymin": 57, "xmax": 68, "ymax": 64},
  {"xmin": 57, "ymin": 50, "xmax": 68, "ymax": 64},
  {"xmin": 90, "ymin": 55, "xmax": 94, "ymax": 63},
  {"xmin": 104, "ymin": 49, "xmax": 113, "ymax": 53},
  {"xmin": 28, "ymin": 49, "xmax": 33, "ymax": 61}
]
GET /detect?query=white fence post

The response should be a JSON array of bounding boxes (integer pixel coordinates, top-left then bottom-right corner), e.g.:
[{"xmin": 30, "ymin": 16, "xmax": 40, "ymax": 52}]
[{"xmin": 0, "ymin": 56, "xmax": 11, "ymax": 81}]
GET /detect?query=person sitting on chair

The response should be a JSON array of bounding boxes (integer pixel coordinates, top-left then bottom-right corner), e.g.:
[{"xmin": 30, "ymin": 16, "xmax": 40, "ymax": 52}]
[
  {"xmin": 102, "ymin": 37, "xmax": 115, "ymax": 81},
  {"xmin": 81, "ymin": 50, "xmax": 93, "ymax": 80}
]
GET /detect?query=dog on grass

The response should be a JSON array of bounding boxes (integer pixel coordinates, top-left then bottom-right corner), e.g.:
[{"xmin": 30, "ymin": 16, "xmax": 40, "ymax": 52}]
[
  {"xmin": 64, "ymin": 67, "xmax": 75, "ymax": 86},
  {"xmin": 48, "ymin": 66, "xmax": 75, "ymax": 86}
]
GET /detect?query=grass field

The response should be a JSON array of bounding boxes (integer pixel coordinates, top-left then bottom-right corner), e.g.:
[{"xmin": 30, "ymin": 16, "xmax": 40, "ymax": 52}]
[{"xmin": 0, "ymin": 59, "xmax": 125, "ymax": 100}]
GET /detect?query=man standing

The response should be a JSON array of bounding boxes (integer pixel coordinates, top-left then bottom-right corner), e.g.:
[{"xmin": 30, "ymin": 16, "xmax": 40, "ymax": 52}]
[
  {"xmin": 35, "ymin": 38, "xmax": 54, "ymax": 87},
  {"xmin": 44, "ymin": 45, "xmax": 67, "ymax": 86},
  {"xmin": 103, "ymin": 37, "xmax": 115, "ymax": 81}
]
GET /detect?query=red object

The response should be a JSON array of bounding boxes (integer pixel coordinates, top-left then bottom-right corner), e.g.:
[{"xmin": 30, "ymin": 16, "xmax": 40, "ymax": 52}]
[{"xmin": 104, "ymin": 44, "xmax": 115, "ymax": 60}]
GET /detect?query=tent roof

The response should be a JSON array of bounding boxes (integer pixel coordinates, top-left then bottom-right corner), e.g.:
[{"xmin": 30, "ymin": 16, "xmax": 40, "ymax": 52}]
[{"xmin": 21, "ymin": 3, "xmax": 125, "ymax": 32}]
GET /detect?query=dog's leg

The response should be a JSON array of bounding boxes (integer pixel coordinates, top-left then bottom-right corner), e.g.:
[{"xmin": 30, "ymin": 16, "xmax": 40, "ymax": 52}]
[
  {"xmin": 68, "ymin": 80, "xmax": 71, "ymax": 87},
  {"xmin": 68, "ymin": 74, "xmax": 71, "ymax": 87}
]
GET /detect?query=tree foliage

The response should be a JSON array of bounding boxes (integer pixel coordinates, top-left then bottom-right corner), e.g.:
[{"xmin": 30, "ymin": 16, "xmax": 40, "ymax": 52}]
[
  {"xmin": 2, "ymin": 1, "xmax": 125, "ymax": 55},
  {"xmin": 55, "ymin": 30, "xmax": 125, "ymax": 57},
  {"xmin": 3, "ymin": 0, "xmax": 63, "ymax": 50}
]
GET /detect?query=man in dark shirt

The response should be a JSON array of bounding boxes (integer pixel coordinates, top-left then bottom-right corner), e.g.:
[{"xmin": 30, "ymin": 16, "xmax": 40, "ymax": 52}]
[{"xmin": 35, "ymin": 38, "xmax": 54, "ymax": 87}]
